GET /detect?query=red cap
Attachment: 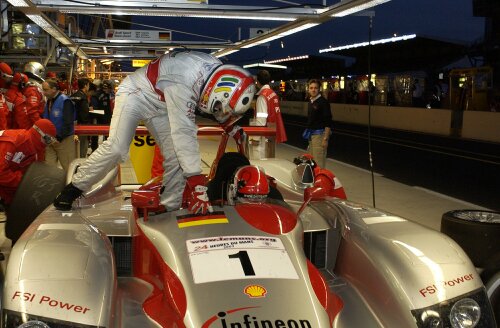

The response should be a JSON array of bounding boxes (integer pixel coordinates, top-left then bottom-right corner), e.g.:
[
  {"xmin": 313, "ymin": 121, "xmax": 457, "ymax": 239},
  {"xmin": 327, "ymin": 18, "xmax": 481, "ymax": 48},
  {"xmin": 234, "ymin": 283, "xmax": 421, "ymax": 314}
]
[
  {"xmin": 12, "ymin": 73, "xmax": 28, "ymax": 85},
  {"xmin": 0, "ymin": 62, "xmax": 13, "ymax": 78},
  {"xmin": 46, "ymin": 71, "xmax": 57, "ymax": 79},
  {"xmin": 34, "ymin": 119, "xmax": 56, "ymax": 138}
]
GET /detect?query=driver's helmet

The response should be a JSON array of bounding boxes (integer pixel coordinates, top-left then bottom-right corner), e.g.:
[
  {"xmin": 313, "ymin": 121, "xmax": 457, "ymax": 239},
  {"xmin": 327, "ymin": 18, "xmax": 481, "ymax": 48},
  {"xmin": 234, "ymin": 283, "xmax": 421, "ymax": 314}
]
[
  {"xmin": 198, "ymin": 65, "xmax": 256, "ymax": 123},
  {"xmin": 24, "ymin": 62, "xmax": 46, "ymax": 81},
  {"xmin": 228, "ymin": 165, "xmax": 269, "ymax": 203}
]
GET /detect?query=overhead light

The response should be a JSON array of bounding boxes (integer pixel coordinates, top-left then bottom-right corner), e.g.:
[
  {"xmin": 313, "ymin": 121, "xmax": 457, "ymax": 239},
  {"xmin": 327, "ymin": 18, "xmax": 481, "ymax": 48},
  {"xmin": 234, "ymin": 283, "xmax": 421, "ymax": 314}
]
[
  {"xmin": 5, "ymin": 0, "xmax": 29, "ymax": 7},
  {"xmin": 213, "ymin": 49, "xmax": 239, "ymax": 58},
  {"xmin": 242, "ymin": 22, "xmax": 319, "ymax": 49},
  {"xmin": 243, "ymin": 63, "xmax": 287, "ymax": 69},
  {"xmin": 331, "ymin": 0, "xmax": 391, "ymax": 17},
  {"xmin": 318, "ymin": 34, "xmax": 416, "ymax": 53},
  {"xmin": 57, "ymin": 8, "xmax": 296, "ymax": 21},
  {"xmin": 265, "ymin": 55, "xmax": 309, "ymax": 64}
]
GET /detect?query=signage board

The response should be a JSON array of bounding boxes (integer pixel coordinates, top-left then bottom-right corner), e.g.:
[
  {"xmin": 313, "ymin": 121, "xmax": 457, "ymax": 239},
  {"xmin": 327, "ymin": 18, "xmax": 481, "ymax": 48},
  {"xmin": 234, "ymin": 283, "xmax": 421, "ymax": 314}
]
[
  {"xmin": 105, "ymin": 29, "xmax": 172, "ymax": 41},
  {"xmin": 132, "ymin": 60, "xmax": 152, "ymax": 67}
]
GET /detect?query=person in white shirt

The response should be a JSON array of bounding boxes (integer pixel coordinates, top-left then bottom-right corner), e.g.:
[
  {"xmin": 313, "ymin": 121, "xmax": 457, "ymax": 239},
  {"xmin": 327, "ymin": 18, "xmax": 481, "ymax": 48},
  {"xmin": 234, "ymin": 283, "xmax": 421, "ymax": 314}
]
[{"xmin": 54, "ymin": 51, "xmax": 255, "ymax": 214}]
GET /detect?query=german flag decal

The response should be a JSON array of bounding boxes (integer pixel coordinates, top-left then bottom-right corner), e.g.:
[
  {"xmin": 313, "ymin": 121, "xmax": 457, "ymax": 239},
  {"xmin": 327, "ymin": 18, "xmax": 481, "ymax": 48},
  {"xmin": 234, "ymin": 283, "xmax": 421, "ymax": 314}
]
[{"xmin": 177, "ymin": 211, "xmax": 228, "ymax": 228}]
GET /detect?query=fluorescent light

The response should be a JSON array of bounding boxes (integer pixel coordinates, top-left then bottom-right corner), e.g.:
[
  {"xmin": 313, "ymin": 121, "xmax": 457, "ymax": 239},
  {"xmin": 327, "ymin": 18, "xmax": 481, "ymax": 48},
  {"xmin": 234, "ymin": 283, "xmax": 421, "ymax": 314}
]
[
  {"xmin": 243, "ymin": 63, "xmax": 287, "ymax": 69},
  {"xmin": 57, "ymin": 9, "xmax": 295, "ymax": 21},
  {"xmin": 213, "ymin": 49, "xmax": 239, "ymax": 58},
  {"xmin": 265, "ymin": 55, "xmax": 309, "ymax": 64},
  {"xmin": 5, "ymin": 0, "xmax": 29, "ymax": 7},
  {"xmin": 332, "ymin": 0, "xmax": 390, "ymax": 17},
  {"xmin": 279, "ymin": 23, "xmax": 319, "ymax": 36},
  {"xmin": 319, "ymin": 34, "xmax": 416, "ymax": 53},
  {"xmin": 242, "ymin": 22, "xmax": 319, "ymax": 49}
]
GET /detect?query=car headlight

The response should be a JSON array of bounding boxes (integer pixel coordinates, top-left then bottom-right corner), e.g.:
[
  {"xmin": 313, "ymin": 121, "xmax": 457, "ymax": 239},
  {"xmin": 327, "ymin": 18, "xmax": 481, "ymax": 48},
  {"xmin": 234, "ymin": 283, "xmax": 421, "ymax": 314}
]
[
  {"xmin": 2, "ymin": 309, "xmax": 99, "ymax": 328},
  {"xmin": 411, "ymin": 287, "xmax": 496, "ymax": 328},
  {"xmin": 18, "ymin": 321, "xmax": 50, "ymax": 328},
  {"xmin": 449, "ymin": 298, "xmax": 481, "ymax": 328}
]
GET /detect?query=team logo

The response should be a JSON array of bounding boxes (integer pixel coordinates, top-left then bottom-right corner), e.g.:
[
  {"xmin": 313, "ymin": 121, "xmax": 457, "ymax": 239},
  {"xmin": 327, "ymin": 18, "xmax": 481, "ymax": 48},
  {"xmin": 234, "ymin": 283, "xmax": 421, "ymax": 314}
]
[{"xmin": 244, "ymin": 285, "xmax": 267, "ymax": 298}]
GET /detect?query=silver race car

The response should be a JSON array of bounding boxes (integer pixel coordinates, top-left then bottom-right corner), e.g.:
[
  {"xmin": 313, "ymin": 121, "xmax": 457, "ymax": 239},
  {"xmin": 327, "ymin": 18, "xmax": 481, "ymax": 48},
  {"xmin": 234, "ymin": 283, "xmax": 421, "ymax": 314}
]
[{"xmin": 1, "ymin": 127, "xmax": 496, "ymax": 328}]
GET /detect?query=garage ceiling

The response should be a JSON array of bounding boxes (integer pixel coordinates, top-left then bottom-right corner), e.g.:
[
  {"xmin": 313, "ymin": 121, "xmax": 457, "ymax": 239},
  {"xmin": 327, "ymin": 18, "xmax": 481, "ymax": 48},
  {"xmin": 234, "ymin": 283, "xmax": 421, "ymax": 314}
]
[{"xmin": 7, "ymin": 0, "xmax": 391, "ymax": 59}]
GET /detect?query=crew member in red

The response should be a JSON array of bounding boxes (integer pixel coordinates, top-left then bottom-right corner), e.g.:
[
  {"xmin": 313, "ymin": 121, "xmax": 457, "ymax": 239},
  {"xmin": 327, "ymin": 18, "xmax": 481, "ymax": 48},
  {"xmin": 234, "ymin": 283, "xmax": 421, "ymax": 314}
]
[
  {"xmin": 0, "ymin": 62, "xmax": 13, "ymax": 94},
  {"xmin": 23, "ymin": 62, "xmax": 46, "ymax": 117},
  {"xmin": 0, "ymin": 119, "xmax": 56, "ymax": 206},
  {"xmin": 250, "ymin": 70, "xmax": 287, "ymax": 159},
  {"xmin": 5, "ymin": 73, "xmax": 31, "ymax": 129},
  {"xmin": 0, "ymin": 92, "xmax": 9, "ymax": 130},
  {"xmin": 294, "ymin": 153, "xmax": 347, "ymax": 200}
]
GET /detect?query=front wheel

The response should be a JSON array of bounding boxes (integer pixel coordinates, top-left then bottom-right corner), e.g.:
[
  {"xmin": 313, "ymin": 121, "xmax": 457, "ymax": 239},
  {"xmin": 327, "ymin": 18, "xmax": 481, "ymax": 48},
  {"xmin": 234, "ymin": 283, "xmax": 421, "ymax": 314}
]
[{"xmin": 440, "ymin": 210, "xmax": 500, "ymax": 268}]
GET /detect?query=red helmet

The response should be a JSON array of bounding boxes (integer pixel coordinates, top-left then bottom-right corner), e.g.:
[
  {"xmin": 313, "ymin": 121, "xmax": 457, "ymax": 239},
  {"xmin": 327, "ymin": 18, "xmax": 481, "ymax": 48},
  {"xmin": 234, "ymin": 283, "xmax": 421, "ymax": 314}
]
[
  {"xmin": 12, "ymin": 73, "xmax": 29, "ymax": 87},
  {"xmin": 198, "ymin": 65, "xmax": 256, "ymax": 123},
  {"xmin": 229, "ymin": 165, "xmax": 269, "ymax": 203},
  {"xmin": 46, "ymin": 71, "xmax": 57, "ymax": 79},
  {"xmin": 0, "ymin": 62, "xmax": 13, "ymax": 80},
  {"xmin": 32, "ymin": 119, "xmax": 57, "ymax": 145}
]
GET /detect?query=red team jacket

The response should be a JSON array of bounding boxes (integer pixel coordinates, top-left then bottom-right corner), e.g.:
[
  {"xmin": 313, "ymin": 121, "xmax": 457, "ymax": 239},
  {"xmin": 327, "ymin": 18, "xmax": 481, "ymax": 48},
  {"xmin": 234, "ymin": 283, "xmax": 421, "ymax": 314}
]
[
  {"xmin": 259, "ymin": 88, "xmax": 287, "ymax": 143},
  {"xmin": 0, "ymin": 129, "xmax": 42, "ymax": 204}
]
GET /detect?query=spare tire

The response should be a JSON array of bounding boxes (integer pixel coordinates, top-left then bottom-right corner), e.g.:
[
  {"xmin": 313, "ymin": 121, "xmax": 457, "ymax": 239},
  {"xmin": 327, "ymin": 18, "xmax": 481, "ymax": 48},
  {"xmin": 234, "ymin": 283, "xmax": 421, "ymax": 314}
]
[
  {"xmin": 5, "ymin": 162, "xmax": 65, "ymax": 243},
  {"xmin": 440, "ymin": 210, "xmax": 500, "ymax": 268}
]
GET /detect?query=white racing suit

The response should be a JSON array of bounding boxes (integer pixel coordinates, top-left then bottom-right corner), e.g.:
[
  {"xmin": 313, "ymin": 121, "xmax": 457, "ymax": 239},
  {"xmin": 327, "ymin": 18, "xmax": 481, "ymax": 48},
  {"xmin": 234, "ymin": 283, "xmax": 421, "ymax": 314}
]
[{"xmin": 72, "ymin": 51, "xmax": 222, "ymax": 210}]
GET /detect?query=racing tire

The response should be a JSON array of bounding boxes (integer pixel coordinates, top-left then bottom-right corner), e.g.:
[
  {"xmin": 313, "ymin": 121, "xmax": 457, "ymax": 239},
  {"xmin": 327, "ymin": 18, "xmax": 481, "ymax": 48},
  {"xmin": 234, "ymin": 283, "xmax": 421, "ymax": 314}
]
[
  {"xmin": 5, "ymin": 162, "xmax": 66, "ymax": 244},
  {"xmin": 480, "ymin": 252, "xmax": 500, "ymax": 324},
  {"xmin": 440, "ymin": 210, "xmax": 500, "ymax": 268}
]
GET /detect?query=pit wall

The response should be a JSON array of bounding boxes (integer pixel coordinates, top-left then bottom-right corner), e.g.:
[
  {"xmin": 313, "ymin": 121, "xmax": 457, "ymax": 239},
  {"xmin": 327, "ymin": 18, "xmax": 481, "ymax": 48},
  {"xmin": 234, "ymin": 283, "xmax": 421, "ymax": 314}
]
[{"xmin": 281, "ymin": 101, "xmax": 500, "ymax": 143}]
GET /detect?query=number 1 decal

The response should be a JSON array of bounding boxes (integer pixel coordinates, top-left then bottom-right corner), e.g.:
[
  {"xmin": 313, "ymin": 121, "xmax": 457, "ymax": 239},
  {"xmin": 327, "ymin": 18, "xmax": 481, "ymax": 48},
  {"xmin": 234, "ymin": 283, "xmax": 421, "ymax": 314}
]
[{"xmin": 228, "ymin": 250, "xmax": 255, "ymax": 276}]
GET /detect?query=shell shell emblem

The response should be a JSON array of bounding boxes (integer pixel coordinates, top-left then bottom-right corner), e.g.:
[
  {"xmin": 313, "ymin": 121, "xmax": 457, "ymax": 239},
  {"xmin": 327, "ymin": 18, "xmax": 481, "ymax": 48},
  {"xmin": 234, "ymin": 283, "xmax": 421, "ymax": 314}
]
[{"xmin": 244, "ymin": 285, "xmax": 267, "ymax": 298}]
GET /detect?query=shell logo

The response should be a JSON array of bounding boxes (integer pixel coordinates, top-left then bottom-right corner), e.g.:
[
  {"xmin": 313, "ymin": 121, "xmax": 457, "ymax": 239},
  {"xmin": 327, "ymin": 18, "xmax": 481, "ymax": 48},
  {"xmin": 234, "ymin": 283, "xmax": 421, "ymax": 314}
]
[{"xmin": 244, "ymin": 285, "xmax": 267, "ymax": 298}]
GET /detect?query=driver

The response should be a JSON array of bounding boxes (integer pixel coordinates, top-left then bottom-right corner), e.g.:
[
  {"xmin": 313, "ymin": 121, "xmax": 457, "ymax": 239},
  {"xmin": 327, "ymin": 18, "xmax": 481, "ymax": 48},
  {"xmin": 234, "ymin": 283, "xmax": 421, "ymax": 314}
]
[
  {"xmin": 227, "ymin": 165, "xmax": 269, "ymax": 205},
  {"xmin": 54, "ymin": 51, "xmax": 255, "ymax": 214},
  {"xmin": 0, "ymin": 119, "xmax": 56, "ymax": 206}
]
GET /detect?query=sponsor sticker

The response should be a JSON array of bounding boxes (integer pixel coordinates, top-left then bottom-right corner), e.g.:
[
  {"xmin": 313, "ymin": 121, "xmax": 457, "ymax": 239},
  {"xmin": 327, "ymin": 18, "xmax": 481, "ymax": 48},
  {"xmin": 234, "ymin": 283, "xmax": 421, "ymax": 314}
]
[
  {"xmin": 244, "ymin": 285, "xmax": 267, "ymax": 298},
  {"xmin": 419, "ymin": 273, "xmax": 475, "ymax": 297},
  {"xmin": 11, "ymin": 291, "xmax": 91, "ymax": 314},
  {"xmin": 202, "ymin": 307, "xmax": 312, "ymax": 328},
  {"xmin": 187, "ymin": 236, "xmax": 298, "ymax": 283}
]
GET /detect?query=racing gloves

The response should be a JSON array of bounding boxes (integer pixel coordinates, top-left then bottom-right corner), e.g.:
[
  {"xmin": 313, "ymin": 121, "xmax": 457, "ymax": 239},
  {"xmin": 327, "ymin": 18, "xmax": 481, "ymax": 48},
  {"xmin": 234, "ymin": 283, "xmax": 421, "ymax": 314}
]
[
  {"xmin": 186, "ymin": 175, "xmax": 213, "ymax": 215},
  {"xmin": 54, "ymin": 183, "xmax": 83, "ymax": 211}
]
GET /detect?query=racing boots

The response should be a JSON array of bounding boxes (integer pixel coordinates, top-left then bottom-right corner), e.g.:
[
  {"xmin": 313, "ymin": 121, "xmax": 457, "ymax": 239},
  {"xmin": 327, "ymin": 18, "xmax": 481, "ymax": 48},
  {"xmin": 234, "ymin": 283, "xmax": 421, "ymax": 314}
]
[{"xmin": 54, "ymin": 183, "xmax": 83, "ymax": 211}]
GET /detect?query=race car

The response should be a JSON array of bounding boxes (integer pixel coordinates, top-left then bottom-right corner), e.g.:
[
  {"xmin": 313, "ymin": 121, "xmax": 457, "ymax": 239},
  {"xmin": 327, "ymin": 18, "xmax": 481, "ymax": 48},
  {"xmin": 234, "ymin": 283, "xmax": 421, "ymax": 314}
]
[{"xmin": 0, "ymin": 126, "xmax": 496, "ymax": 328}]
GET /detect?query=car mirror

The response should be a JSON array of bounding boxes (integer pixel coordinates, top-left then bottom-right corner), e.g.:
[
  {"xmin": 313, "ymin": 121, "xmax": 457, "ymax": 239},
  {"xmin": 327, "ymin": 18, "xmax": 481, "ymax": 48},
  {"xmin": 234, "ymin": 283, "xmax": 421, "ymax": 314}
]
[
  {"xmin": 304, "ymin": 186, "xmax": 328, "ymax": 202},
  {"xmin": 131, "ymin": 190, "xmax": 160, "ymax": 221}
]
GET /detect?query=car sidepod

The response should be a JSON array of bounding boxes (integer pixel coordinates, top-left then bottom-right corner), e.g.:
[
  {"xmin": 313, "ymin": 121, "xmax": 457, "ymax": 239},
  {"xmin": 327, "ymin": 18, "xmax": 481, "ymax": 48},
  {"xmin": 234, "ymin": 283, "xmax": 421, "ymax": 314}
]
[
  {"xmin": 2, "ymin": 207, "xmax": 116, "ymax": 328},
  {"xmin": 300, "ymin": 199, "xmax": 496, "ymax": 328}
]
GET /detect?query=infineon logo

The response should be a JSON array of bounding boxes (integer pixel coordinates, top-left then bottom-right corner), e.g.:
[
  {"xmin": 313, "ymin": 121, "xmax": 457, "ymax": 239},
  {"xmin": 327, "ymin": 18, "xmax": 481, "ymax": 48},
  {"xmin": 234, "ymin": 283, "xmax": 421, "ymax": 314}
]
[{"xmin": 202, "ymin": 308, "xmax": 312, "ymax": 328}]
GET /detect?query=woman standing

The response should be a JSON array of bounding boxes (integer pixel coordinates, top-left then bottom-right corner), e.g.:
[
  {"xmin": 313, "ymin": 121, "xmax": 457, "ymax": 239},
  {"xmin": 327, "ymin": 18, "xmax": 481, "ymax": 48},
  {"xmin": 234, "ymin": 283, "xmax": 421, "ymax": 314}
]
[{"xmin": 303, "ymin": 79, "xmax": 332, "ymax": 168}]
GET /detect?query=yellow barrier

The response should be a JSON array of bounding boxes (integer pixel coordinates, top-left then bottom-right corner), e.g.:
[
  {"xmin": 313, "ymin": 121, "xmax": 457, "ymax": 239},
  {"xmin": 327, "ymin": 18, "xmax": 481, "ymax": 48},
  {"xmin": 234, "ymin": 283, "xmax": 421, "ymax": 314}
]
[{"xmin": 129, "ymin": 135, "xmax": 156, "ymax": 184}]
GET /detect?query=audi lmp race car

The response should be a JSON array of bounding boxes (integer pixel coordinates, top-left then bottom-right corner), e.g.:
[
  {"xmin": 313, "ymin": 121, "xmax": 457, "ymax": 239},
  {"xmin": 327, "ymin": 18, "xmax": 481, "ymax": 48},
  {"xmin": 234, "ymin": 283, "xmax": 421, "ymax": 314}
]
[{"xmin": 0, "ymin": 126, "xmax": 497, "ymax": 328}]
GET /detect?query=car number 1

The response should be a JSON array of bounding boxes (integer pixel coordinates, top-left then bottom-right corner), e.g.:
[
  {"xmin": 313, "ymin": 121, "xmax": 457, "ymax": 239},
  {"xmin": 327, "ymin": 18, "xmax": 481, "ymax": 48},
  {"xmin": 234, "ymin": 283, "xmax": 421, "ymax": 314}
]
[{"xmin": 187, "ymin": 236, "xmax": 299, "ymax": 284}]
